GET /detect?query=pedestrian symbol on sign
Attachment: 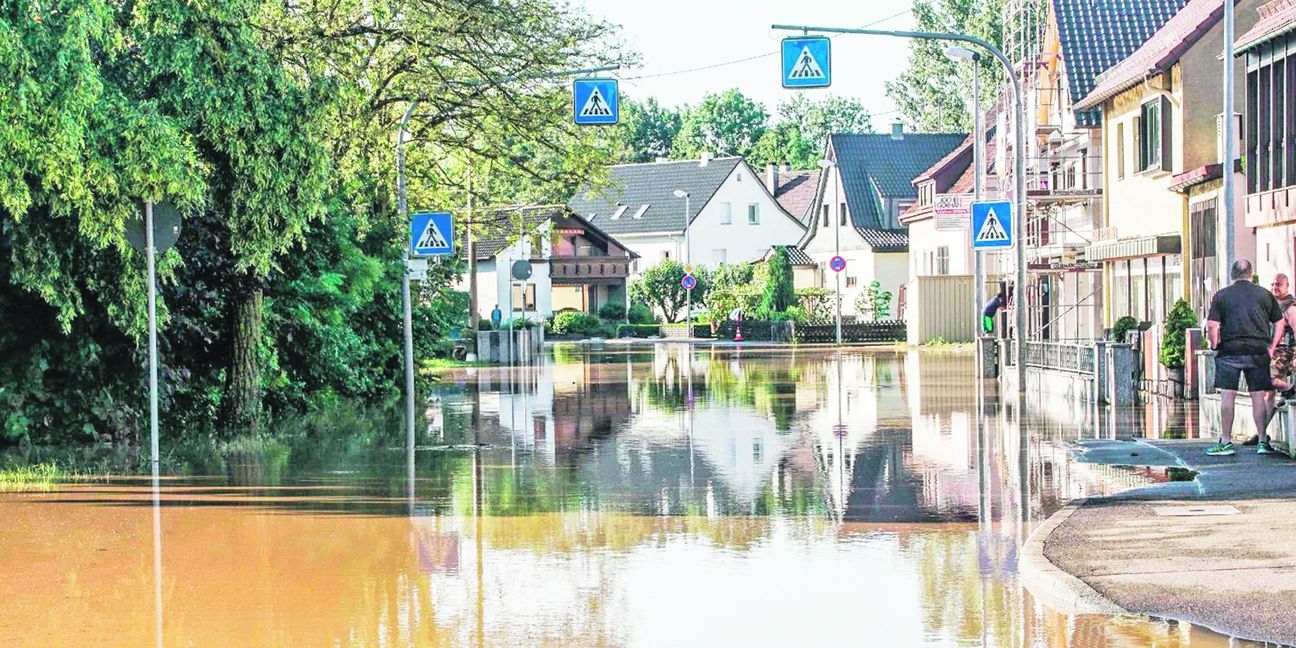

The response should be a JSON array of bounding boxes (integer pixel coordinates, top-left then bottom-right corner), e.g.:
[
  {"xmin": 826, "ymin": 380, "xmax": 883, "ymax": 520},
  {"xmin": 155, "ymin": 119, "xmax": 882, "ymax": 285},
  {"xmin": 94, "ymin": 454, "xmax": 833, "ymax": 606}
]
[
  {"xmin": 974, "ymin": 209, "xmax": 1008, "ymax": 243},
  {"xmin": 415, "ymin": 218, "xmax": 449, "ymax": 250},
  {"xmin": 789, "ymin": 46, "xmax": 826, "ymax": 81},
  {"xmin": 578, "ymin": 87, "xmax": 613, "ymax": 118}
]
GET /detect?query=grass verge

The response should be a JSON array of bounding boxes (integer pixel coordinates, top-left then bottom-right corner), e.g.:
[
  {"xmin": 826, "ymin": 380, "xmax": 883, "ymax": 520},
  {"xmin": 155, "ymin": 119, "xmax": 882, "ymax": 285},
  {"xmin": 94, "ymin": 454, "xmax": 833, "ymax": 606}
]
[{"xmin": 0, "ymin": 463, "xmax": 65, "ymax": 492}]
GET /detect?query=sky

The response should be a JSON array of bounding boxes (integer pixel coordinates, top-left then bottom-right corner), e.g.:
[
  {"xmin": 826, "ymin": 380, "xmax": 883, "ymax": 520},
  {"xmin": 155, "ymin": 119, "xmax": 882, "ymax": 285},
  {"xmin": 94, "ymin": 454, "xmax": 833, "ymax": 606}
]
[{"xmin": 575, "ymin": 0, "xmax": 917, "ymax": 130}]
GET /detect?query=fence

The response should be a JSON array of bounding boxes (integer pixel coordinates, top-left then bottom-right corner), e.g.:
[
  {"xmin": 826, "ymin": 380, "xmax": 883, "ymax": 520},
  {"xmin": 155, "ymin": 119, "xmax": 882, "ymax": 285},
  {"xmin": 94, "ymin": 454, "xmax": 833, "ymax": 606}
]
[
  {"xmin": 1023, "ymin": 341, "xmax": 1096, "ymax": 373},
  {"xmin": 793, "ymin": 320, "xmax": 906, "ymax": 344},
  {"xmin": 714, "ymin": 320, "xmax": 794, "ymax": 342}
]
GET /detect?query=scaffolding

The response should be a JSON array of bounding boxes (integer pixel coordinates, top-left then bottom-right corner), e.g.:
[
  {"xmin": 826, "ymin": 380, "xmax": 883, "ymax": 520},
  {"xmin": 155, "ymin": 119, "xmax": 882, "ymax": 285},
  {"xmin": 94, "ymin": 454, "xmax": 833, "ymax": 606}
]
[{"xmin": 999, "ymin": 0, "xmax": 1106, "ymax": 344}]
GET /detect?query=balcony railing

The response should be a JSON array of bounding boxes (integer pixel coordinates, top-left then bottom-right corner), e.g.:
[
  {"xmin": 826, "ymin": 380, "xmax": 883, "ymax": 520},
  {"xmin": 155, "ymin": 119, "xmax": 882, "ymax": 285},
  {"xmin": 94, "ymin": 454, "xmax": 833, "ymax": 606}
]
[{"xmin": 549, "ymin": 255, "xmax": 630, "ymax": 281}]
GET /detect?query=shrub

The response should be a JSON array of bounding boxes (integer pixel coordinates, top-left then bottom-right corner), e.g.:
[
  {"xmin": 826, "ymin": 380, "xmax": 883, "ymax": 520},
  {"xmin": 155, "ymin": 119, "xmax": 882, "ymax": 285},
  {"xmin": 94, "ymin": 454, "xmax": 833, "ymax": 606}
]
[
  {"xmin": 761, "ymin": 248, "xmax": 796, "ymax": 314},
  {"xmin": 854, "ymin": 281, "xmax": 893, "ymax": 322},
  {"xmin": 598, "ymin": 302, "xmax": 626, "ymax": 320},
  {"xmin": 628, "ymin": 303, "xmax": 656, "ymax": 324},
  {"xmin": 1159, "ymin": 299, "xmax": 1198, "ymax": 370},
  {"xmin": 551, "ymin": 311, "xmax": 601, "ymax": 336},
  {"xmin": 1112, "ymin": 316, "xmax": 1139, "ymax": 343},
  {"xmin": 615, "ymin": 323, "xmax": 662, "ymax": 338}
]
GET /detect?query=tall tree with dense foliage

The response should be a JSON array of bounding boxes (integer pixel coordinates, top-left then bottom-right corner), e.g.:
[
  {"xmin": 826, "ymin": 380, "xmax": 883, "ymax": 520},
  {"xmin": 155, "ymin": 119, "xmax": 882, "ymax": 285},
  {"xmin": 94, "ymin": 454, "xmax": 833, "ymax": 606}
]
[
  {"xmin": 629, "ymin": 260, "xmax": 712, "ymax": 323},
  {"xmin": 671, "ymin": 89, "xmax": 768, "ymax": 159},
  {"xmin": 749, "ymin": 123, "xmax": 816, "ymax": 170},
  {"xmin": 610, "ymin": 97, "xmax": 683, "ymax": 163},
  {"xmin": 760, "ymin": 248, "xmax": 796, "ymax": 314},
  {"xmin": 884, "ymin": 0, "xmax": 1005, "ymax": 131},
  {"xmin": 776, "ymin": 94, "xmax": 875, "ymax": 149}
]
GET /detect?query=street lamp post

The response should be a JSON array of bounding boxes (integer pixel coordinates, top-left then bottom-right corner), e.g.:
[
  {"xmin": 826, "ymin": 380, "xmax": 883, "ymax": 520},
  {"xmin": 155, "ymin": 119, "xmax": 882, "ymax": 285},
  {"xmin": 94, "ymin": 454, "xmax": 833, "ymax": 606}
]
[
  {"xmin": 673, "ymin": 189, "xmax": 692, "ymax": 326},
  {"xmin": 945, "ymin": 46, "xmax": 984, "ymax": 343},
  {"xmin": 776, "ymin": 23, "xmax": 1028, "ymax": 390},
  {"xmin": 819, "ymin": 158, "xmax": 842, "ymax": 346},
  {"xmin": 393, "ymin": 64, "xmax": 621, "ymax": 447}
]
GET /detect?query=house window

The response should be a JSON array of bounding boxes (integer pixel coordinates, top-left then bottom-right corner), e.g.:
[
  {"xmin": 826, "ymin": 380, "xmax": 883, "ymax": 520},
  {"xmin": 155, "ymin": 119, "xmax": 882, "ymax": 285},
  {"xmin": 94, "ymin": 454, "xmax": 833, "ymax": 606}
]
[
  {"xmin": 531, "ymin": 234, "xmax": 544, "ymax": 257},
  {"xmin": 748, "ymin": 204, "xmax": 759, "ymax": 225},
  {"xmin": 737, "ymin": 172, "xmax": 743, "ymax": 182},
  {"xmin": 1116, "ymin": 123, "xmax": 1125, "ymax": 179},
  {"xmin": 846, "ymin": 276, "xmax": 857, "ymax": 288},
  {"xmin": 821, "ymin": 204, "xmax": 829, "ymax": 227},
  {"xmin": 631, "ymin": 204, "xmax": 649, "ymax": 219},
  {"xmin": 714, "ymin": 249, "xmax": 727, "ymax": 264},
  {"xmin": 721, "ymin": 202, "xmax": 732, "ymax": 225},
  {"xmin": 610, "ymin": 205, "xmax": 628, "ymax": 220},
  {"xmin": 662, "ymin": 250, "xmax": 670, "ymax": 260},
  {"xmin": 839, "ymin": 202, "xmax": 848, "ymax": 226},
  {"xmin": 936, "ymin": 246, "xmax": 949, "ymax": 275},
  {"xmin": 1138, "ymin": 96, "xmax": 1170, "ymax": 172},
  {"xmin": 511, "ymin": 283, "xmax": 536, "ymax": 311}
]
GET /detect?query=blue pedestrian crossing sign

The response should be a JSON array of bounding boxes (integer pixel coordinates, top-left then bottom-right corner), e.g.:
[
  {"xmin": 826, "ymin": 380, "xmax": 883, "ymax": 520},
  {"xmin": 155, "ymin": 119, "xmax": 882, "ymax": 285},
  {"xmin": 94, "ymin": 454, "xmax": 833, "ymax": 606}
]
[
  {"xmin": 573, "ymin": 78, "xmax": 619, "ymax": 125},
  {"xmin": 410, "ymin": 212, "xmax": 455, "ymax": 257},
  {"xmin": 971, "ymin": 201, "xmax": 1013, "ymax": 250},
  {"xmin": 781, "ymin": 37, "xmax": 831, "ymax": 89}
]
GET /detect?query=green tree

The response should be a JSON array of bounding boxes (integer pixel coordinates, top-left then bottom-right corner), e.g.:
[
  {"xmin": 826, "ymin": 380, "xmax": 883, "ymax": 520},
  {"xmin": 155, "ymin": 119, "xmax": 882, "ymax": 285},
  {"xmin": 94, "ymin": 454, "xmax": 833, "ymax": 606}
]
[
  {"xmin": 777, "ymin": 94, "xmax": 875, "ymax": 150},
  {"xmin": 1159, "ymin": 299, "xmax": 1198, "ymax": 370},
  {"xmin": 884, "ymin": 0, "xmax": 1005, "ymax": 131},
  {"xmin": 749, "ymin": 123, "xmax": 816, "ymax": 170},
  {"xmin": 760, "ymin": 248, "xmax": 796, "ymax": 315},
  {"xmin": 629, "ymin": 260, "xmax": 711, "ymax": 323},
  {"xmin": 854, "ymin": 281, "xmax": 894, "ymax": 322},
  {"xmin": 671, "ymin": 89, "xmax": 768, "ymax": 159},
  {"xmin": 610, "ymin": 97, "xmax": 683, "ymax": 163}
]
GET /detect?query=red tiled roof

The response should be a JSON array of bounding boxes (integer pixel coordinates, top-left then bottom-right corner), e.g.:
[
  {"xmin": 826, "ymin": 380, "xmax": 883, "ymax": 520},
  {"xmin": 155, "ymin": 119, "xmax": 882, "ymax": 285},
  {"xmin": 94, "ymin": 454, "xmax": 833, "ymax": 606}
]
[
  {"xmin": 914, "ymin": 135, "xmax": 973, "ymax": 184},
  {"xmin": 772, "ymin": 169, "xmax": 820, "ymax": 224},
  {"xmin": 948, "ymin": 141, "xmax": 997, "ymax": 194},
  {"xmin": 1237, "ymin": 0, "xmax": 1296, "ymax": 52},
  {"xmin": 1074, "ymin": 0, "xmax": 1226, "ymax": 111}
]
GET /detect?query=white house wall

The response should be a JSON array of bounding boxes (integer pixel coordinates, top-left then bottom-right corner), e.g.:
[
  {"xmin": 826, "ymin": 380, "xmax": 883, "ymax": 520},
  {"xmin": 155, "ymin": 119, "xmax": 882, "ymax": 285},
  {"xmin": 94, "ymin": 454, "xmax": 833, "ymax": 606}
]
[
  {"xmin": 685, "ymin": 162, "xmax": 805, "ymax": 267},
  {"xmin": 907, "ymin": 219, "xmax": 972, "ymax": 278}
]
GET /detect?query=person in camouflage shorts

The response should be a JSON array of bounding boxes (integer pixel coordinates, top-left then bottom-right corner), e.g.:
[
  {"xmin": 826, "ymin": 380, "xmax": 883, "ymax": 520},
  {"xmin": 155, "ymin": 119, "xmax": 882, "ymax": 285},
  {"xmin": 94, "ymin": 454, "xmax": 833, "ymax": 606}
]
[{"xmin": 1269, "ymin": 274, "xmax": 1296, "ymax": 398}]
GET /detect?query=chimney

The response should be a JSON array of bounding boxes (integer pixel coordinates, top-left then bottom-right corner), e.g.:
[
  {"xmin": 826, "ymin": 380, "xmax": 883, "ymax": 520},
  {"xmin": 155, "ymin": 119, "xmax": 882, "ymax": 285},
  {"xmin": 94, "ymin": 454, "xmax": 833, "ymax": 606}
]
[
  {"xmin": 766, "ymin": 163, "xmax": 779, "ymax": 195},
  {"xmin": 654, "ymin": 156, "xmax": 669, "ymax": 163},
  {"xmin": 890, "ymin": 121, "xmax": 905, "ymax": 140},
  {"xmin": 779, "ymin": 161, "xmax": 791, "ymax": 174},
  {"xmin": 698, "ymin": 152, "xmax": 711, "ymax": 167}
]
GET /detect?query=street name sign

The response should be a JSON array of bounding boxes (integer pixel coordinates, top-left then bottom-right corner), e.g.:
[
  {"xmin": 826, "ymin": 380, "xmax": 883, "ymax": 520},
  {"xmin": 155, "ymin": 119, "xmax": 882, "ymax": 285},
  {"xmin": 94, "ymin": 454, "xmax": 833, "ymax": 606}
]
[
  {"xmin": 573, "ymin": 78, "xmax": 619, "ymax": 125},
  {"xmin": 781, "ymin": 37, "xmax": 831, "ymax": 89},
  {"xmin": 971, "ymin": 200, "xmax": 1013, "ymax": 250},
  {"xmin": 406, "ymin": 258, "xmax": 429, "ymax": 281},
  {"xmin": 410, "ymin": 212, "xmax": 454, "ymax": 257}
]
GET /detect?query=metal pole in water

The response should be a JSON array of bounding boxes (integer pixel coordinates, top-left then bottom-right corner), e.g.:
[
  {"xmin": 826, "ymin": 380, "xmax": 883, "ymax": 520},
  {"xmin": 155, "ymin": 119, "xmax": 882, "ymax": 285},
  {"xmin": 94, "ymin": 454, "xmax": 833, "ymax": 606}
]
[
  {"xmin": 146, "ymin": 200, "xmax": 159, "ymax": 468},
  {"xmin": 398, "ymin": 100, "xmax": 418, "ymax": 455}
]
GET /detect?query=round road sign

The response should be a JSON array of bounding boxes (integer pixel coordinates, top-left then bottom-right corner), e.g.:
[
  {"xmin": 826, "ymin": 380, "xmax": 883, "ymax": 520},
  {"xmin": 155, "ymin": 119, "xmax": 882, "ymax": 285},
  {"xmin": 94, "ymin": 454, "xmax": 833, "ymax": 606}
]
[
  {"xmin": 511, "ymin": 260, "xmax": 533, "ymax": 281},
  {"xmin": 830, "ymin": 256, "xmax": 846, "ymax": 273},
  {"xmin": 681, "ymin": 274, "xmax": 697, "ymax": 291}
]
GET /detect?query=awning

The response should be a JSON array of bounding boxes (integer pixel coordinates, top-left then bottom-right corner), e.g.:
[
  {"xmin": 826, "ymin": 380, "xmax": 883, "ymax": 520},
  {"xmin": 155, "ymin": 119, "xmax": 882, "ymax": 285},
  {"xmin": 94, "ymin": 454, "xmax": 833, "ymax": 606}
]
[{"xmin": 1086, "ymin": 233, "xmax": 1181, "ymax": 262}]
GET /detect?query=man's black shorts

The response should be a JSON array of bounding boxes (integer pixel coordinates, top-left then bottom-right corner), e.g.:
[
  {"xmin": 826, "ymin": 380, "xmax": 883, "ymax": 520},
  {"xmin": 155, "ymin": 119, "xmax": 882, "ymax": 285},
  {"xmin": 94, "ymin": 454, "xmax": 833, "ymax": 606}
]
[{"xmin": 1215, "ymin": 353, "xmax": 1274, "ymax": 391}]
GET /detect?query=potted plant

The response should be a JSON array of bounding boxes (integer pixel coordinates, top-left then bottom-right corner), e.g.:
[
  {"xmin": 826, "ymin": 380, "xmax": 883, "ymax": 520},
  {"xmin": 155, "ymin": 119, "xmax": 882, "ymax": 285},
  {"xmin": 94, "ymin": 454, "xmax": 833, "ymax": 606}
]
[{"xmin": 1159, "ymin": 299, "xmax": 1198, "ymax": 398}]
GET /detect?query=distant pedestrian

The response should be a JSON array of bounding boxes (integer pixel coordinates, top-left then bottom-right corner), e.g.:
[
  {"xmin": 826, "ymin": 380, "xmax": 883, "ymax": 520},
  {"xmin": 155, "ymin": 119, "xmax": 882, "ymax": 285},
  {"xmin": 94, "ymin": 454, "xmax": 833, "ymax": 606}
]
[
  {"xmin": 490, "ymin": 304, "xmax": 502, "ymax": 330},
  {"xmin": 982, "ymin": 291, "xmax": 1007, "ymax": 335},
  {"xmin": 1206, "ymin": 260, "xmax": 1285, "ymax": 456}
]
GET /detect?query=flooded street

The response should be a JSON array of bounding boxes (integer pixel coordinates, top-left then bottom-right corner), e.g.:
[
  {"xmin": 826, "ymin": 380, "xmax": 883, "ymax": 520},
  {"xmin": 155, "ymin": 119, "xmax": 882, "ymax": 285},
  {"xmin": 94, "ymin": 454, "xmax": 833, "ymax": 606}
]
[{"xmin": 0, "ymin": 346, "xmax": 1254, "ymax": 647}]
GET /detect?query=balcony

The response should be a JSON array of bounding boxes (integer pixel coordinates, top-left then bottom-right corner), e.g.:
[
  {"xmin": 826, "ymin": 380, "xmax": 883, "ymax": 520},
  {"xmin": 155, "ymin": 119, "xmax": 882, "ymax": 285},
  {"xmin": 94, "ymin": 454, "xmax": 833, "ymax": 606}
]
[{"xmin": 549, "ymin": 256, "xmax": 631, "ymax": 284}]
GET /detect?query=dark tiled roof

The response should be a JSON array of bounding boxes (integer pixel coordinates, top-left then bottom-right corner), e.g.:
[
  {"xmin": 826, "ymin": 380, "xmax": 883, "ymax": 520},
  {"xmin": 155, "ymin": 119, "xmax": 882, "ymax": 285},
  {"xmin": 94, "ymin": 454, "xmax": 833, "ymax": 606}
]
[
  {"xmin": 1053, "ymin": 0, "xmax": 1187, "ymax": 126},
  {"xmin": 830, "ymin": 133, "xmax": 966, "ymax": 228},
  {"xmin": 566, "ymin": 157, "xmax": 742, "ymax": 236},
  {"xmin": 1237, "ymin": 0, "xmax": 1296, "ymax": 52},
  {"xmin": 1075, "ymin": 0, "xmax": 1223, "ymax": 110},
  {"xmin": 461, "ymin": 205, "xmax": 557, "ymax": 261},
  {"xmin": 773, "ymin": 169, "xmax": 821, "ymax": 226},
  {"xmin": 765, "ymin": 245, "xmax": 817, "ymax": 266},
  {"xmin": 855, "ymin": 228, "xmax": 909, "ymax": 252}
]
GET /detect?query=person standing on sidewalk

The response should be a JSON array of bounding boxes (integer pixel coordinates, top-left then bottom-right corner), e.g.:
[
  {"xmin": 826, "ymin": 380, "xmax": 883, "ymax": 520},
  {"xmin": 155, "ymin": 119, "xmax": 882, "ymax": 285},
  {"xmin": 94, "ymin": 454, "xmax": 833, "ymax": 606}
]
[{"xmin": 1206, "ymin": 260, "xmax": 1285, "ymax": 456}]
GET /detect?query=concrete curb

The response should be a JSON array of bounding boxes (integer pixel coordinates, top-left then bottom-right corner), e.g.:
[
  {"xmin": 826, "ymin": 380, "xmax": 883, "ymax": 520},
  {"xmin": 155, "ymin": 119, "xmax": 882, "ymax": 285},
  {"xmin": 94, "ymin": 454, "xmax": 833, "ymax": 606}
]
[{"xmin": 1019, "ymin": 499, "xmax": 1127, "ymax": 616}]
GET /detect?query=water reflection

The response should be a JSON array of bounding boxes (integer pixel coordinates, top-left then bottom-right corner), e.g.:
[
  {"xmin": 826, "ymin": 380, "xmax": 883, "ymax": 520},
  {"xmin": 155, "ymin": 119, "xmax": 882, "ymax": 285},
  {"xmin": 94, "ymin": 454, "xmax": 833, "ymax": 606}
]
[{"xmin": 0, "ymin": 346, "xmax": 1250, "ymax": 647}]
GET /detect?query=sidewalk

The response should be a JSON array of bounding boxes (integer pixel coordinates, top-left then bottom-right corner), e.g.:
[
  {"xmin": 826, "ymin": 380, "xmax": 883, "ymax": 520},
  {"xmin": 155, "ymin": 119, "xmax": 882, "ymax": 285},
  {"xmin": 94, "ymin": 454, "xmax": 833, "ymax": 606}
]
[{"xmin": 1035, "ymin": 440, "xmax": 1296, "ymax": 645}]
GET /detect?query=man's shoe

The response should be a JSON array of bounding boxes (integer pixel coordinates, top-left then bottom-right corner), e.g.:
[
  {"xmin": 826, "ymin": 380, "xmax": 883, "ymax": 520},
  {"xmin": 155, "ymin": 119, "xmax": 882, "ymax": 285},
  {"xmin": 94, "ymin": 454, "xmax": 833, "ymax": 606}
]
[
  {"xmin": 1243, "ymin": 435, "xmax": 1261, "ymax": 446},
  {"xmin": 1207, "ymin": 442, "xmax": 1236, "ymax": 456},
  {"xmin": 1259, "ymin": 440, "xmax": 1277, "ymax": 455}
]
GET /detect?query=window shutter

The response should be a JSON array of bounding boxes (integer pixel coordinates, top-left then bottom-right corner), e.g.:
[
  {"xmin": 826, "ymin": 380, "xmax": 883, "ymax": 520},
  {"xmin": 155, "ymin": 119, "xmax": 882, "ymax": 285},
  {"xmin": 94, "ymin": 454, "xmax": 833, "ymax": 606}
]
[
  {"xmin": 1160, "ymin": 95, "xmax": 1173, "ymax": 172},
  {"xmin": 1133, "ymin": 114, "xmax": 1142, "ymax": 171}
]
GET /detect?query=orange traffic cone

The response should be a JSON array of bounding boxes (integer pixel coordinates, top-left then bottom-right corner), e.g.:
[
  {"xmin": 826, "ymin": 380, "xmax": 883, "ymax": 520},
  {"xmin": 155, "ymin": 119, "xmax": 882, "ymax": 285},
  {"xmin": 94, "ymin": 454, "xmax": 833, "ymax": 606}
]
[{"xmin": 734, "ymin": 325, "xmax": 744, "ymax": 342}]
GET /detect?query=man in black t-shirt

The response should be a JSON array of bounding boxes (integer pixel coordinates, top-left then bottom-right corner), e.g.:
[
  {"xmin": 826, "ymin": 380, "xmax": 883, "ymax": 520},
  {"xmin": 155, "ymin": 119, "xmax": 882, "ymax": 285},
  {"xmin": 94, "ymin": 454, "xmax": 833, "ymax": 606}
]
[{"xmin": 1206, "ymin": 259, "xmax": 1285, "ymax": 456}]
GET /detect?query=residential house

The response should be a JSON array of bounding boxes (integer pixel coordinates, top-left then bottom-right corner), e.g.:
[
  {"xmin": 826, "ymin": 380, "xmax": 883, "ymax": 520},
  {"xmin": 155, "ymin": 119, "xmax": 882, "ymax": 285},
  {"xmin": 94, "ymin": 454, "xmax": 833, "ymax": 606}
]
[
  {"xmin": 799, "ymin": 128, "xmax": 966, "ymax": 318},
  {"xmin": 567, "ymin": 155, "xmax": 807, "ymax": 273},
  {"xmin": 761, "ymin": 245, "xmax": 819, "ymax": 290},
  {"xmin": 1073, "ymin": 0, "xmax": 1260, "ymax": 331},
  {"xmin": 768, "ymin": 162, "xmax": 821, "ymax": 228},
  {"xmin": 459, "ymin": 206, "xmax": 638, "ymax": 321},
  {"xmin": 1237, "ymin": 0, "xmax": 1296, "ymax": 283},
  {"xmin": 899, "ymin": 130, "xmax": 1000, "ymax": 342}
]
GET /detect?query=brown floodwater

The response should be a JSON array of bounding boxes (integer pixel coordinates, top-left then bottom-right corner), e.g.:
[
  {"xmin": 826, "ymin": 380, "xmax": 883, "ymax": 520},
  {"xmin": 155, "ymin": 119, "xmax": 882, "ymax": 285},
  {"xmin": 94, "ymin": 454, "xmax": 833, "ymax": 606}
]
[{"xmin": 0, "ymin": 346, "xmax": 1257, "ymax": 647}]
